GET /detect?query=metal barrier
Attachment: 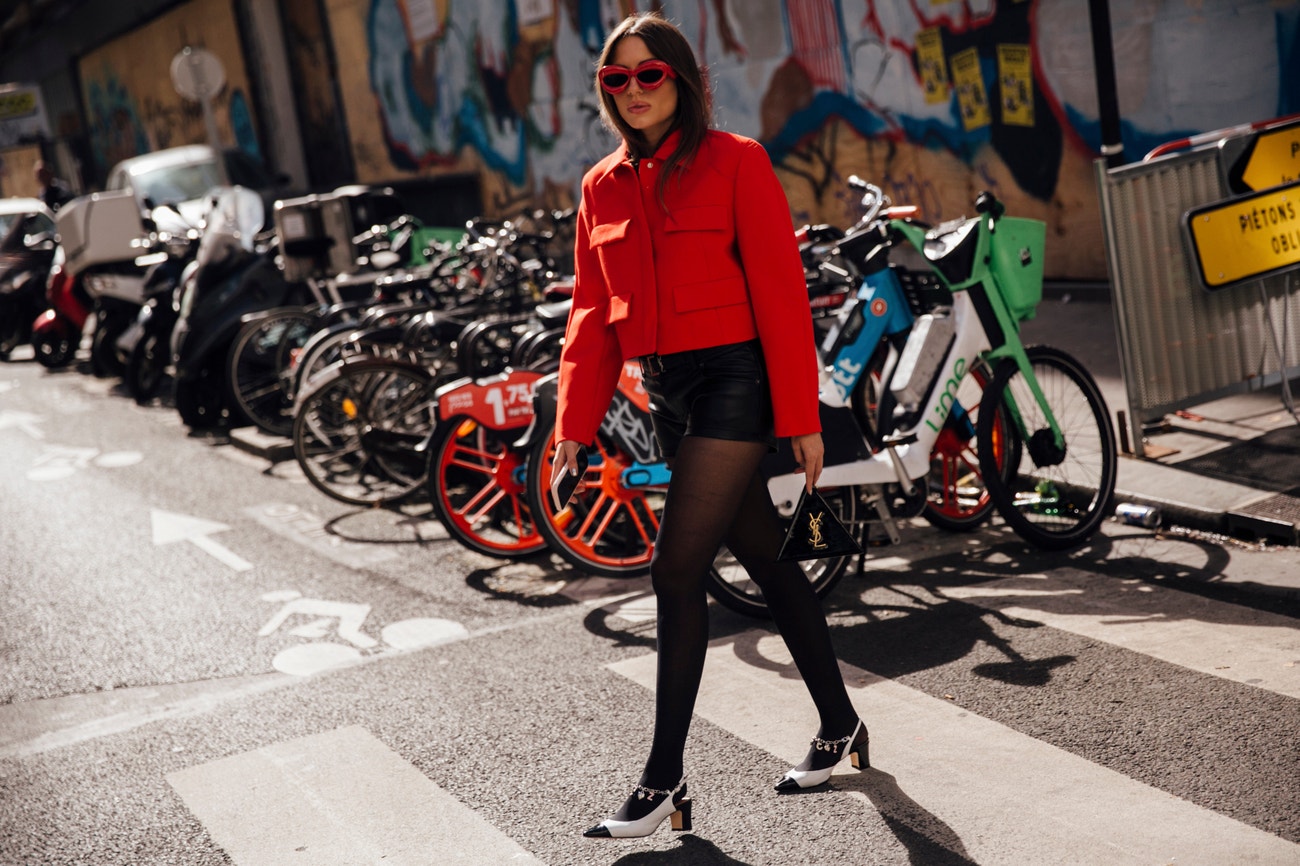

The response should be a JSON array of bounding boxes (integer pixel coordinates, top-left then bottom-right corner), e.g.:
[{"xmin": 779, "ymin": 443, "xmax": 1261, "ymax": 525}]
[{"xmin": 1096, "ymin": 144, "xmax": 1300, "ymax": 457}]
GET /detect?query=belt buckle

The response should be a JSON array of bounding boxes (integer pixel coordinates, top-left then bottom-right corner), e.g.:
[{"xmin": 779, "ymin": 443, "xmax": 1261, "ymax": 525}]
[{"xmin": 642, "ymin": 353, "xmax": 665, "ymax": 376}]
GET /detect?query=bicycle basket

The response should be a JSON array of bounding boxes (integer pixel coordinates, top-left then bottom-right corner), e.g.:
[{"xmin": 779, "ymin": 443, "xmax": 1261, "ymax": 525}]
[{"xmin": 990, "ymin": 217, "xmax": 1045, "ymax": 321}]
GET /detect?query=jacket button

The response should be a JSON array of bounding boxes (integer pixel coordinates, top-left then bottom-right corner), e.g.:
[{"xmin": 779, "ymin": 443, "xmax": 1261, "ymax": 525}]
[{"xmin": 645, "ymin": 161, "xmax": 653, "ymax": 168}]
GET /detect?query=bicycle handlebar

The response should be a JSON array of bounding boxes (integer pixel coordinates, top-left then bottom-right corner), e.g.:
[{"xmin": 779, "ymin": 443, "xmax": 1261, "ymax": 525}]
[{"xmin": 974, "ymin": 191, "xmax": 1005, "ymax": 219}]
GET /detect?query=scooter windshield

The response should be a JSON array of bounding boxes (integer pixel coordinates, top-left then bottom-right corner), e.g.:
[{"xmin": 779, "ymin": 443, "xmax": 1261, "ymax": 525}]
[{"xmin": 196, "ymin": 186, "xmax": 265, "ymax": 266}]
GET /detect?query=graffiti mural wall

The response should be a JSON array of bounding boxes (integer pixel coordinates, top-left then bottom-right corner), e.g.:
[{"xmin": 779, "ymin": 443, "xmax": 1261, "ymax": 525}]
[
  {"xmin": 329, "ymin": 0, "xmax": 1298, "ymax": 279},
  {"xmin": 76, "ymin": 0, "xmax": 258, "ymax": 178}
]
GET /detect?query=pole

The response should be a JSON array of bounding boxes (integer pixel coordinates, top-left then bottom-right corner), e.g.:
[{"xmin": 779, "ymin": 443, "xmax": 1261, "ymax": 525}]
[{"xmin": 1088, "ymin": 0, "xmax": 1125, "ymax": 168}]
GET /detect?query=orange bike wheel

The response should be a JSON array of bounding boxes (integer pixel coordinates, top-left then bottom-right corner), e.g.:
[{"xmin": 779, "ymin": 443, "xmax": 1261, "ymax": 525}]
[
  {"xmin": 427, "ymin": 415, "xmax": 548, "ymax": 559},
  {"xmin": 526, "ymin": 421, "xmax": 665, "ymax": 578}
]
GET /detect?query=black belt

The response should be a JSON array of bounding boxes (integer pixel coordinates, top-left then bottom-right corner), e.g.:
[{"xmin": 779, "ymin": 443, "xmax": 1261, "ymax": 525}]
[{"xmin": 639, "ymin": 353, "xmax": 666, "ymax": 376}]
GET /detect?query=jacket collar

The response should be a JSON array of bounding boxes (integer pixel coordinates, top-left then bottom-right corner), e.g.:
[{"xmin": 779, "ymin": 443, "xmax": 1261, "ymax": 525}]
[{"xmin": 594, "ymin": 128, "xmax": 684, "ymax": 183}]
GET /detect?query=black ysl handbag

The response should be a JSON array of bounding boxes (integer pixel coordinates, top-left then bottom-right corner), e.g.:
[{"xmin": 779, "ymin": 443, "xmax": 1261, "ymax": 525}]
[{"xmin": 777, "ymin": 487, "xmax": 862, "ymax": 562}]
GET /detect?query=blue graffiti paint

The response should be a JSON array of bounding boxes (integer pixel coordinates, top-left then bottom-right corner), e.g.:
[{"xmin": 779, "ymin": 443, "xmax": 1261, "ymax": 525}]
[
  {"xmin": 577, "ymin": 0, "xmax": 608, "ymax": 53},
  {"xmin": 763, "ymin": 91, "xmax": 892, "ymax": 161},
  {"xmin": 1064, "ymin": 105, "xmax": 1194, "ymax": 164},
  {"xmin": 458, "ymin": 97, "xmax": 528, "ymax": 186},
  {"xmin": 84, "ymin": 72, "xmax": 150, "ymax": 175},
  {"xmin": 229, "ymin": 90, "xmax": 261, "ymax": 160}
]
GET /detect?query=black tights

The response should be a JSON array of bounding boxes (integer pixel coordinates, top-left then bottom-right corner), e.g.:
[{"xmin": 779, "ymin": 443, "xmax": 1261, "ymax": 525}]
[{"xmin": 639, "ymin": 436, "xmax": 858, "ymax": 791}]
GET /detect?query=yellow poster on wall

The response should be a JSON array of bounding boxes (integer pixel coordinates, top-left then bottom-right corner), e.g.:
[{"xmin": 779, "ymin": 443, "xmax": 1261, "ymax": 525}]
[
  {"xmin": 997, "ymin": 44, "xmax": 1034, "ymax": 127},
  {"xmin": 950, "ymin": 48, "xmax": 990, "ymax": 131},
  {"xmin": 916, "ymin": 28, "xmax": 949, "ymax": 105}
]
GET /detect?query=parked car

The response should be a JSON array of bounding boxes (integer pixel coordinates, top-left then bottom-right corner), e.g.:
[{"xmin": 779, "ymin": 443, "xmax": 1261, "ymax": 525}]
[
  {"xmin": 105, "ymin": 143, "xmax": 290, "ymax": 233},
  {"xmin": 0, "ymin": 196, "xmax": 55, "ymax": 240},
  {"xmin": 0, "ymin": 197, "xmax": 59, "ymax": 358}
]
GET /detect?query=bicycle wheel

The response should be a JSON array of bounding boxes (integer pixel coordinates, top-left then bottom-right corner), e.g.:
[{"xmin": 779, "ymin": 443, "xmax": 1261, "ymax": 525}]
[
  {"xmin": 525, "ymin": 420, "xmax": 665, "ymax": 578},
  {"xmin": 922, "ymin": 359, "xmax": 1018, "ymax": 531},
  {"xmin": 228, "ymin": 310, "xmax": 318, "ymax": 437},
  {"xmin": 705, "ymin": 485, "xmax": 859, "ymax": 619},
  {"xmin": 977, "ymin": 345, "xmax": 1116, "ymax": 549},
  {"xmin": 426, "ymin": 415, "xmax": 547, "ymax": 559},
  {"xmin": 289, "ymin": 322, "xmax": 356, "ymax": 405},
  {"xmin": 292, "ymin": 359, "xmax": 437, "ymax": 506}
]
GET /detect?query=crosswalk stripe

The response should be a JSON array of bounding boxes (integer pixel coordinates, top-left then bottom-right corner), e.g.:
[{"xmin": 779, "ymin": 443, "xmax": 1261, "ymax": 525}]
[
  {"xmin": 167, "ymin": 725, "xmax": 543, "ymax": 866},
  {"xmin": 934, "ymin": 568, "xmax": 1300, "ymax": 699},
  {"xmin": 609, "ymin": 636, "xmax": 1300, "ymax": 865}
]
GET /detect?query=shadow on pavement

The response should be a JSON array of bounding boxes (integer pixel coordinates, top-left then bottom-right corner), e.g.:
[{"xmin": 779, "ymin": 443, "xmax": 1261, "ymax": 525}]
[
  {"xmin": 840, "ymin": 768, "xmax": 979, "ymax": 866},
  {"xmin": 607, "ymin": 834, "xmax": 753, "ymax": 864}
]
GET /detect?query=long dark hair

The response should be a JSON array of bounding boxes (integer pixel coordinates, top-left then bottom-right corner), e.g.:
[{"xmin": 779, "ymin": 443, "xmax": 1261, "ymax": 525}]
[{"xmin": 596, "ymin": 13, "xmax": 711, "ymax": 206}]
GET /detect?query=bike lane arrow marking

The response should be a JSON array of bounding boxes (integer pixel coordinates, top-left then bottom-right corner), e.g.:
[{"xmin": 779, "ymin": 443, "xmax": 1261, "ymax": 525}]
[
  {"xmin": 151, "ymin": 509, "xmax": 254, "ymax": 572},
  {"xmin": 0, "ymin": 409, "xmax": 45, "ymax": 439}
]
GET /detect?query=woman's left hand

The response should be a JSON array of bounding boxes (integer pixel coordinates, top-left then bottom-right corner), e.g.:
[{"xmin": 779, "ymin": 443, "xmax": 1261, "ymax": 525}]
[{"xmin": 790, "ymin": 432, "xmax": 824, "ymax": 493}]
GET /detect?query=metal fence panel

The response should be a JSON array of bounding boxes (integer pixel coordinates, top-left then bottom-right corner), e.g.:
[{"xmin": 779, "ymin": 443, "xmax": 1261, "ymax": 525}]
[{"xmin": 1096, "ymin": 151, "xmax": 1300, "ymax": 456}]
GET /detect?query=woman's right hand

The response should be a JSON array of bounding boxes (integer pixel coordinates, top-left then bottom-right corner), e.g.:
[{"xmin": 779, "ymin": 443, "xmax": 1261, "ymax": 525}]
[{"xmin": 550, "ymin": 439, "xmax": 585, "ymax": 488}]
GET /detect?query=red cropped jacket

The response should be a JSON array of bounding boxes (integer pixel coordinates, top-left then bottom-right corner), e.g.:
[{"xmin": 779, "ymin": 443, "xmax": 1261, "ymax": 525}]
[{"xmin": 554, "ymin": 129, "xmax": 821, "ymax": 447}]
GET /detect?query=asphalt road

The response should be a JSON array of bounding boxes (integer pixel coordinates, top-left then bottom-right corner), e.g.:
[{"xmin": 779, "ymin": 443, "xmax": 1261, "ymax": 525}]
[{"xmin": 1, "ymin": 348, "xmax": 1298, "ymax": 866}]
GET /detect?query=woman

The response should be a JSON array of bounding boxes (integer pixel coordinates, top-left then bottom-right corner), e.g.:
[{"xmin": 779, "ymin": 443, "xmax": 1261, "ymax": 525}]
[{"xmin": 551, "ymin": 12, "xmax": 869, "ymax": 839}]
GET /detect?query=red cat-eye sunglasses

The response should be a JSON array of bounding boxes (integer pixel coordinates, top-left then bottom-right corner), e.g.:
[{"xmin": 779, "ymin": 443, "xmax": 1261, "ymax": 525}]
[{"xmin": 598, "ymin": 60, "xmax": 677, "ymax": 94}]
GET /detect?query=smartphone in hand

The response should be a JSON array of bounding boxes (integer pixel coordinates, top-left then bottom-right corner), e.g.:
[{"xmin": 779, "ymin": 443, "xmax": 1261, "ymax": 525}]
[{"xmin": 550, "ymin": 446, "xmax": 589, "ymax": 511}]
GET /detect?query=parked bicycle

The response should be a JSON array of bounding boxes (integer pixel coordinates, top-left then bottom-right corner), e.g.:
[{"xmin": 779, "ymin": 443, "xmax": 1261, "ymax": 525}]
[{"xmin": 768, "ymin": 184, "xmax": 1118, "ymax": 552}]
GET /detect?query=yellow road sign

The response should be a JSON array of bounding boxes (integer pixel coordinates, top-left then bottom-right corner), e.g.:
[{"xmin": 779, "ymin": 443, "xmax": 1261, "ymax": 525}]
[
  {"xmin": 1185, "ymin": 182, "xmax": 1300, "ymax": 290},
  {"xmin": 1229, "ymin": 122, "xmax": 1300, "ymax": 193}
]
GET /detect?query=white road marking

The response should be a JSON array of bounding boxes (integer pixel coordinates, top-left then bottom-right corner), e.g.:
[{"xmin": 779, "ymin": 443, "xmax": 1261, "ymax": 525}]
[
  {"xmin": 151, "ymin": 509, "xmax": 254, "ymax": 572},
  {"xmin": 939, "ymin": 568, "xmax": 1300, "ymax": 699},
  {"xmin": 0, "ymin": 674, "xmax": 293, "ymax": 760},
  {"xmin": 167, "ymin": 725, "xmax": 544, "ymax": 866},
  {"xmin": 0, "ymin": 408, "xmax": 45, "ymax": 438},
  {"xmin": 609, "ymin": 636, "xmax": 1300, "ymax": 866}
]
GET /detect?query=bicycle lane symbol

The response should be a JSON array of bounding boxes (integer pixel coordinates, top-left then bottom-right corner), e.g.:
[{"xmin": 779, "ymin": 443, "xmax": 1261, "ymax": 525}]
[
  {"xmin": 257, "ymin": 590, "xmax": 469, "ymax": 676},
  {"xmin": 26, "ymin": 444, "xmax": 143, "ymax": 481}
]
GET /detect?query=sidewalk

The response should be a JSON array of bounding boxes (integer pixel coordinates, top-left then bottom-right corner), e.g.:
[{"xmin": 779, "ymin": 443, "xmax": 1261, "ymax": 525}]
[
  {"xmin": 1024, "ymin": 286, "xmax": 1300, "ymax": 602},
  {"xmin": 1026, "ymin": 287, "xmax": 1299, "ymax": 540}
]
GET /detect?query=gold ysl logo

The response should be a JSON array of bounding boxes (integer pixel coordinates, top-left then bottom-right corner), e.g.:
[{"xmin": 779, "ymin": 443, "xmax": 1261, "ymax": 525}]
[{"xmin": 807, "ymin": 509, "xmax": 827, "ymax": 550}]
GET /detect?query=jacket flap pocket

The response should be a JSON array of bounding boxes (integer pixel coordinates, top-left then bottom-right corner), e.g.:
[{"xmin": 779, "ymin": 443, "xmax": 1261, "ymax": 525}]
[
  {"xmin": 666, "ymin": 205, "xmax": 727, "ymax": 232},
  {"xmin": 606, "ymin": 294, "xmax": 632, "ymax": 323},
  {"xmin": 590, "ymin": 219, "xmax": 630, "ymax": 246}
]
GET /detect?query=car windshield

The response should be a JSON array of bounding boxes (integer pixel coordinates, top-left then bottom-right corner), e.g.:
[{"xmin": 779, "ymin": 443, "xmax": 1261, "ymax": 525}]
[
  {"xmin": 132, "ymin": 160, "xmax": 223, "ymax": 205},
  {"xmin": 0, "ymin": 211, "xmax": 55, "ymax": 252}
]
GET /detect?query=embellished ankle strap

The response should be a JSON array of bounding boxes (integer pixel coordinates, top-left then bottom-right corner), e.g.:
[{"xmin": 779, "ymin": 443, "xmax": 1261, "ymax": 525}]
[
  {"xmin": 811, "ymin": 731, "xmax": 855, "ymax": 752},
  {"xmin": 633, "ymin": 778, "xmax": 684, "ymax": 801},
  {"xmin": 633, "ymin": 784, "xmax": 671, "ymax": 801}
]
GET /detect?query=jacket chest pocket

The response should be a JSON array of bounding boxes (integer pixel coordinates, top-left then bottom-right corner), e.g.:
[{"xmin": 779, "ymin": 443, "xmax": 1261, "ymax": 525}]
[
  {"xmin": 661, "ymin": 205, "xmax": 744, "ymax": 310},
  {"xmin": 587, "ymin": 219, "xmax": 631, "ymax": 319},
  {"xmin": 591, "ymin": 219, "xmax": 634, "ymax": 322}
]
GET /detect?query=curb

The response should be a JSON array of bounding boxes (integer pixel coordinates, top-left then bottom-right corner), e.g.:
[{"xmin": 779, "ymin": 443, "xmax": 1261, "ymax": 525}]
[{"xmin": 228, "ymin": 426, "xmax": 294, "ymax": 463}]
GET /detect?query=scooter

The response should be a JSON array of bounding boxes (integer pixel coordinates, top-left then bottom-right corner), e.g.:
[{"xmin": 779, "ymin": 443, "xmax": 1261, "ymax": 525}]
[
  {"xmin": 170, "ymin": 186, "xmax": 300, "ymax": 429},
  {"xmin": 0, "ymin": 216, "xmax": 59, "ymax": 360},
  {"xmin": 30, "ymin": 248, "xmax": 92, "ymax": 369},
  {"xmin": 118, "ymin": 204, "xmax": 202, "ymax": 403}
]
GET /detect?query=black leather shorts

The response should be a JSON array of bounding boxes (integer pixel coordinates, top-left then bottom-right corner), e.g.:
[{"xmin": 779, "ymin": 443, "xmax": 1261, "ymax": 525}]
[{"xmin": 639, "ymin": 339, "xmax": 778, "ymax": 459}]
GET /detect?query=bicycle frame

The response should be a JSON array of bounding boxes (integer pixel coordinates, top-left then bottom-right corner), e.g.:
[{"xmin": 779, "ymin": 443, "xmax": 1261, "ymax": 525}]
[{"xmin": 768, "ymin": 198, "xmax": 1053, "ymax": 512}]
